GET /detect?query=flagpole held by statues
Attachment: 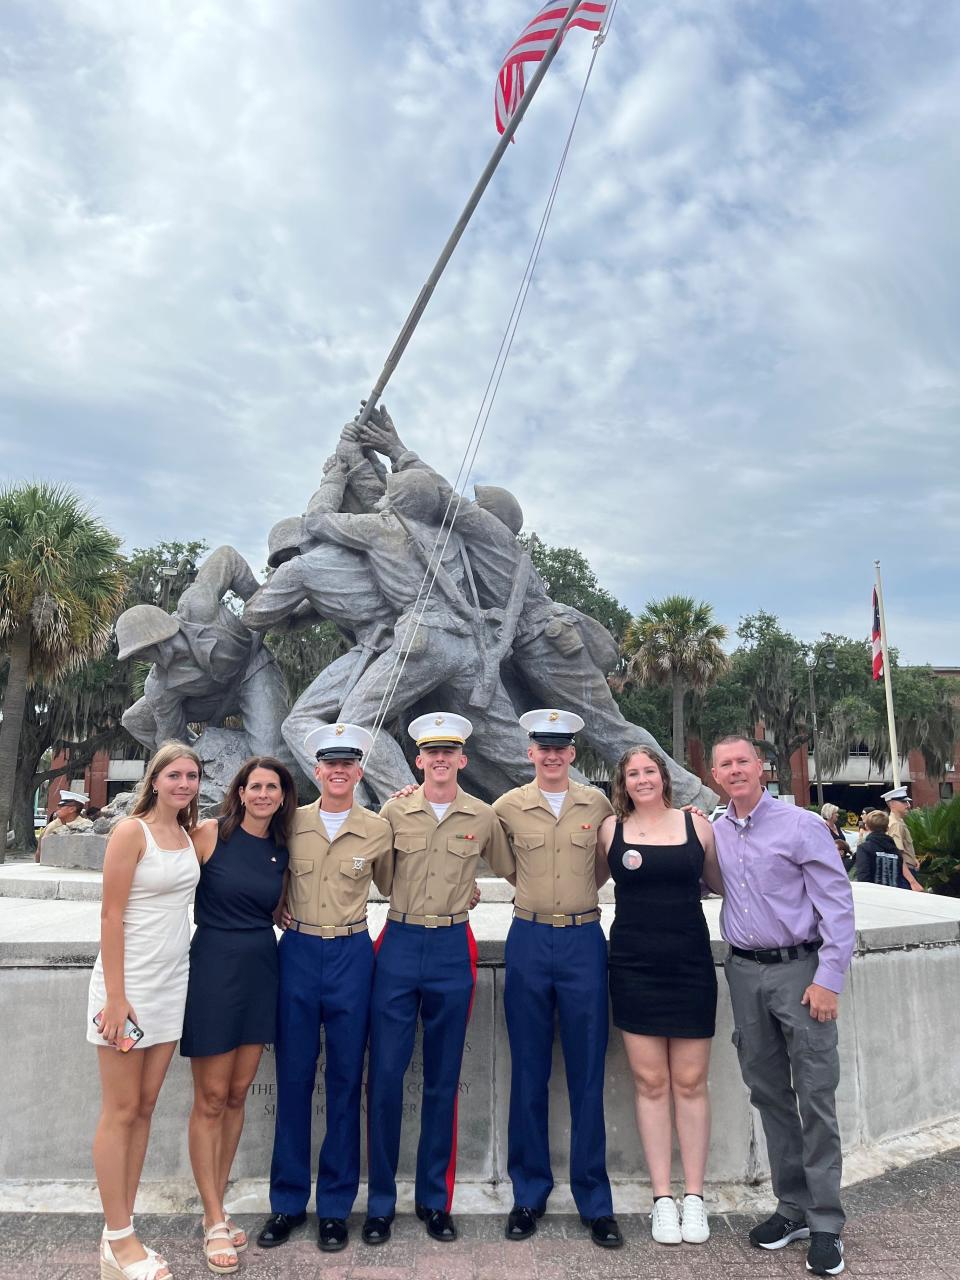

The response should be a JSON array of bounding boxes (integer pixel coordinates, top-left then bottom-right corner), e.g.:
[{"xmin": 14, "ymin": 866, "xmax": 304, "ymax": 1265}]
[{"xmin": 355, "ymin": 0, "xmax": 608, "ymax": 428}]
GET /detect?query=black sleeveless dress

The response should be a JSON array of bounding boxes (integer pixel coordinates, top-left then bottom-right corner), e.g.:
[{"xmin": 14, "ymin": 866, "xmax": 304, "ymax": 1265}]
[
  {"xmin": 608, "ymin": 811, "xmax": 717, "ymax": 1038},
  {"xmin": 180, "ymin": 827, "xmax": 288, "ymax": 1057}
]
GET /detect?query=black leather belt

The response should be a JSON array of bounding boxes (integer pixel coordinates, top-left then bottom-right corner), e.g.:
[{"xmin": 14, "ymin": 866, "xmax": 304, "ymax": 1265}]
[{"xmin": 730, "ymin": 939, "xmax": 822, "ymax": 964}]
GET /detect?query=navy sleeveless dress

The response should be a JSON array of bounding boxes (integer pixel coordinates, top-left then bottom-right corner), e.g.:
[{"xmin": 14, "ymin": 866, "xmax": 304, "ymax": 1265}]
[
  {"xmin": 180, "ymin": 826, "xmax": 288, "ymax": 1057},
  {"xmin": 607, "ymin": 811, "xmax": 717, "ymax": 1039}
]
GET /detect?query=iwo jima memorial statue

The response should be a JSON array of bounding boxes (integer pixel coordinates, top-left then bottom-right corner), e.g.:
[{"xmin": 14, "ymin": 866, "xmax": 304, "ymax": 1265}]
[{"xmin": 113, "ymin": 1, "xmax": 718, "ymax": 816}]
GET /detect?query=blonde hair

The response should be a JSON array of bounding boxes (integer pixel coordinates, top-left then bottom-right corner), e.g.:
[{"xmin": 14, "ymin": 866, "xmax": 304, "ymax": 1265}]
[
  {"xmin": 710, "ymin": 735, "xmax": 761, "ymax": 764},
  {"xmin": 821, "ymin": 803, "xmax": 840, "ymax": 824},
  {"xmin": 611, "ymin": 745, "xmax": 672, "ymax": 820},
  {"xmin": 130, "ymin": 741, "xmax": 203, "ymax": 830},
  {"xmin": 865, "ymin": 810, "xmax": 889, "ymax": 833}
]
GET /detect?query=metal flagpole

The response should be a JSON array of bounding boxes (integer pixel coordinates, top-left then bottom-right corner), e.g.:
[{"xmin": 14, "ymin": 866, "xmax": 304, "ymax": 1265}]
[
  {"xmin": 356, "ymin": 0, "xmax": 591, "ymax": 427},
  {"xmin": 874, "ymin": 559, "xmax": 901, "ymax": 788}
]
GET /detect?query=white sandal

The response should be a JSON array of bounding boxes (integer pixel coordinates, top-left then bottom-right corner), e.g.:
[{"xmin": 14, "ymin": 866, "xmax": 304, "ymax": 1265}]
[
  {"xmin": 224, "ymin": 1217, "xmax": 247, "ymax": 1252},
  {"xmin": 203, "ymin": 1222, "xmax": 239, "ymax": 1276},
  {"xmin": 101, "ymin": 1224, "xmax": 172, "ymax": 1280}
]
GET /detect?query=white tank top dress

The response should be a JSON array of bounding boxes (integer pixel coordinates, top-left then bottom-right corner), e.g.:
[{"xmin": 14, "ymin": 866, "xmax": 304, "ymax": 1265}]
[{"xmin": 86, "ymin": 818, "xmax": 200, "ymax": 1048}]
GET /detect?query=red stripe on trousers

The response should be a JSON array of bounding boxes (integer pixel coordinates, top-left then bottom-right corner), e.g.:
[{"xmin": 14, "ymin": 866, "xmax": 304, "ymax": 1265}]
[
  {"xmin": 365, "ymin": 921, "xmax": 389, "ymax": 1168},
  {"xmin": 443, "ymin": 924, "xmax": 478, "ymax": 1213}
]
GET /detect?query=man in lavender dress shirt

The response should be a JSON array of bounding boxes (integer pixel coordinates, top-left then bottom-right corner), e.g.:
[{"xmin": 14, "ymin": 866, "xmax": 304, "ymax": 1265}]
[{"xmin": 711, "ymin": 737, "xmax": 854, "ymax": 1278}]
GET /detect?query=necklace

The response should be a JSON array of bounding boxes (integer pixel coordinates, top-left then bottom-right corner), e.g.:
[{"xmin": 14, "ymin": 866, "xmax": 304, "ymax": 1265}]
[{"xmin": 628, "ymin": 808, "xmax": 670, "ymax": 839}]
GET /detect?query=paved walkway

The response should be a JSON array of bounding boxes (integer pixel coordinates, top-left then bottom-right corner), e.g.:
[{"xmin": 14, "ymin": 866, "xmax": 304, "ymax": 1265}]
[{"xmin": 1, "ymin": 1150, "xmax": 958, "ymax": 1279}]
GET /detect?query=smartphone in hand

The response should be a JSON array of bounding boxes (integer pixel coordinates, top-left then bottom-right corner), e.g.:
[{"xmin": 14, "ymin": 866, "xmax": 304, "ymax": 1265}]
[{"xmin": 93, "ymin": 1010, "xmax": 144, "ymax": 1052}]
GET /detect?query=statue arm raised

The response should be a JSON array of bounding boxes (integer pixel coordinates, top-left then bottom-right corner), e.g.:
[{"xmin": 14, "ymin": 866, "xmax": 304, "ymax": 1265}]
[
  {"xmin": 177, "ymin": 546, "xmax": 261, "ymax": 623},
  {"xmin": 304, "ymin": 457, "xmax": 388, "ymax": 552}
]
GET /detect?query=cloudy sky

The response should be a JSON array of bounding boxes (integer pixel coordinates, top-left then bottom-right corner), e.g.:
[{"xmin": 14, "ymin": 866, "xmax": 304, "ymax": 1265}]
[{"xmin": 3, "ymin": 0, "xmax": 958, "ymax": 662}]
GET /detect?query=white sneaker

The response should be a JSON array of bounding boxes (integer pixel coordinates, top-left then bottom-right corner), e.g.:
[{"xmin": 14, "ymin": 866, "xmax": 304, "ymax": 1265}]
[
  {"xmin": 680, "ymin": 1194, "xmax": 710, "ymax": 1243},
  {"xmin": 651, "ymin": 1196, "xmax": 682, "ymax": 1244}
]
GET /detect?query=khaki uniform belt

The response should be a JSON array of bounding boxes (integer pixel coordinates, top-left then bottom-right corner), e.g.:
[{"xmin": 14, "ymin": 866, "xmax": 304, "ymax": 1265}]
[
  {"xmin": 386, "ymin": 910, "xmax": 469, "ymax": 928},
  {"xmin": 288, "ymin": 917, "xmax": 368, "ymax": 939},
  {"xmin": 514, "ymin": 907, "xmax": 601, "ymax": 927}
]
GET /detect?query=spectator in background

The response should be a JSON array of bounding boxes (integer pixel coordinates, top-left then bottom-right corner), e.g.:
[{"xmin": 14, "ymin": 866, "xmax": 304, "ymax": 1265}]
[
  {"xmin": 882, "ymin": 787, "xmax": 923, "ymax": 886},
  {"xmin": 857, "ymin": 811, "xmax": 923, "ymax": 892},
  {"xmin": 832, "ymin": 836, "xmax": 853, "ymax": 871},
  {"xmin": 35, "ymin": 790, "xmax": 93, "ymax": 862},
  {"xmin": 819, "ymin": 804, "xmax": 844, "ymax": 843}
]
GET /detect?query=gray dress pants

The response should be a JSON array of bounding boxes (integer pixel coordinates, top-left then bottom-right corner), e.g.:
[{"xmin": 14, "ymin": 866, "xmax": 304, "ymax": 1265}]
[{"xmin": 724, "ymin": 950, "xmax": 844, "ymax": 1234}]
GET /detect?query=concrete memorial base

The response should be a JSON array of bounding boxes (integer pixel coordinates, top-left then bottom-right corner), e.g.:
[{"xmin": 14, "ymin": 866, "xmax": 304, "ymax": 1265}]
[
  {"xmin": 38, "ymin": 832, "xmax": 109, "ymax": 871},
  {"xmin": 2, "ymin": 873, "xmax": 960, "ymax": 1213}
]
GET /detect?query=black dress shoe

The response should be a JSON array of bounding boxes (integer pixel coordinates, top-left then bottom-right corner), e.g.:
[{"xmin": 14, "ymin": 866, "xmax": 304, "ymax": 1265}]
[
  {"xmin": 256, "ymin": 1211, "xmax": 307, "ymax": 1248},
  {"xmin": 415, "ymin": 1203, "xmax": 457, "ymax": 1242},
  {"xmin": 317, "ymin": 1218, "xmax": 348, "ymax": 1252},
  {"xmin": 505, "ymin": 1206, "xmax": 543, "ymax": 1241},
  {"xmin": 361, "ymin": 1215, "xmax": 394, "ymax": 1246},
  {"xmin": 581, "ymin": 1214, "xmax": 624, "ymax": 1249}
]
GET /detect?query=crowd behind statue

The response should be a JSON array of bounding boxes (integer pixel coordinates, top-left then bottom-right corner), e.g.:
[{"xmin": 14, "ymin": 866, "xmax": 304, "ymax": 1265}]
[{"xmin": 80, "ymin": 411, "xmax": 910, "ymax": 1280}]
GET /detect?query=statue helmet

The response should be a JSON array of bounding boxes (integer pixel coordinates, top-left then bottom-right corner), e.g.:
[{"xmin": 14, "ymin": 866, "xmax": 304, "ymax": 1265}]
[
  {"xmin": 267, "ymin": 516, "xmax": 306, "ymax": 568},
  {"xmin": 115, "ymin": 605, "xmax": 180, "ymax": 662},
  {"xmin": 385, "ymin": 469, "xmax": 441, "ymax": 522},
  {"xmin": 474, "ymin": 484, "xmax": 523, "ymax": 535}
]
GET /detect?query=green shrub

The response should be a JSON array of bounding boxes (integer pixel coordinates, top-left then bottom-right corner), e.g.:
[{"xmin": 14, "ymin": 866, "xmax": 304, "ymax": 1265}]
[{"xmin": 905, "ymin": 796, "xmax": 960, "ymax": 897}]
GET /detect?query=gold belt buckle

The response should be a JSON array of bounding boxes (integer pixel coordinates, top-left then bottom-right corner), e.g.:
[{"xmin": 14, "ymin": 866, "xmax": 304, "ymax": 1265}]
[
  {"xmin": 424, "ymin": 914, "xmax": 440, "ymax": 929},
  {"xmin": 319, "ymin": 925, "xmax": 337, "ymax": 940},
  {"xmin": 551, "ymin": 913, "xmax": 567, "ymax": 928}
]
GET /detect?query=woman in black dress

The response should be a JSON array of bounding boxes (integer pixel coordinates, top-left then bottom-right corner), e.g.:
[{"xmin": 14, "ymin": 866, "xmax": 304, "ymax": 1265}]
[
  {"xmin": 597, "ymin": 747, "xmax": 723, "ymax": 1247},
  {"xmin": 183, "ymin": 757, "xmax": 295, "ymax": 1273}
]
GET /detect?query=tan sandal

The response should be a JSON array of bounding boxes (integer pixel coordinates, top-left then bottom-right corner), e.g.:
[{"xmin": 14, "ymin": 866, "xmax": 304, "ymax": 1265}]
[
  {"xmin": 203, "ymin": 1222, "xmax": 239, "ymax": 1275},
  {"xmin": 101, "ymin": 1225, "xmax": 172, "ymax": 1280},
  {"xmin": 225, "ymin": 1217, "xmax": 247, "ymax": 1252}
]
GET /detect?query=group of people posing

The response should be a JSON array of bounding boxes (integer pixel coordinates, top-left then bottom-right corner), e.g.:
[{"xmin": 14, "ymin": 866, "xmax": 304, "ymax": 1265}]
[{"xmin": 88, "ymin": 708, "xmax": 855, "ymax": 1280}]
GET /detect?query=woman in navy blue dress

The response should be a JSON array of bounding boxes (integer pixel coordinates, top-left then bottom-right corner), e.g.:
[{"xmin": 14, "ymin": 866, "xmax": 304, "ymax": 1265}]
[{"xmin": 182, "ymin": 757, "xmax": 295, "ymax": 1273}]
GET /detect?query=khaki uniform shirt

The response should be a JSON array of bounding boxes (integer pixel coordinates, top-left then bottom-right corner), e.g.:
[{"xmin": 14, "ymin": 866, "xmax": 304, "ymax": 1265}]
[
  {"xmin": 493, "ymin": 780, "xmax": 613, "ymax": 915},
  {"xmin": 286, "ymin": 801, "xmax": 394, "ymax": 927},
  {"xmin": 381, "ymin": 786, "xmax": 514, "ymax": 918},
  {"xmin": 887, "ymin": 811, "xmax": 919, "ymax": 870}
]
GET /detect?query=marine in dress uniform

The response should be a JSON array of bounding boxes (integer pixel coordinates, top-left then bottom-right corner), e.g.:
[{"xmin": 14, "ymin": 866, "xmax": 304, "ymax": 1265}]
[
  {"xmin": 493, "ymin": 710, "xmax": 623, "ymax": 1249},
  {"xmin": 362, "ymin": 714, "xmax": 514, "ymax": 1246},
  {"xmin": 257, "ymin": 724, "xmax": 393, "ymax": 1254},
  {"xmin": 882, "ymin": 786, "xmax": 922, "ymax": 886}
]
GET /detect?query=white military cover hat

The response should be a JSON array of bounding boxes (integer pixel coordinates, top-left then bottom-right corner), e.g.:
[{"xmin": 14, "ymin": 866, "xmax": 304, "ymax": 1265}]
[
  {"xmin": 881, "ymin": 786, "xmax": 911, "ymax": 804},
  {"xmin": 58, "ymin": 790, "xmax": 89, "ymax": 805},
  {"xmin": 408, "ymin": 712, "xmax": 473, "ymax": 749},
  {"xmin": 304, "ymin": 723, "xmax": 374, "ymax": 762},
  {"xmin": 519, "ymin": 708, "xmax": 585, "ymax": 745}
]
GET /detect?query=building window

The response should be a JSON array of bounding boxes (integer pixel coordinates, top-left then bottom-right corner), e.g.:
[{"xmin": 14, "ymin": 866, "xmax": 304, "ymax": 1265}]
[
  {"xmin": 848, "ymin": 742, "xmax": 870, "ymax": 757},
  {"xmin": 941, "ymin": 782, "xmax": 955, "ymax": 802}
]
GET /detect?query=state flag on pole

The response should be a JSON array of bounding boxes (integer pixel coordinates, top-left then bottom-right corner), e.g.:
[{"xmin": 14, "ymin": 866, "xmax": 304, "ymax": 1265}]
[
  {"xmin": 871, "ymin": 587, "xmax": 883, "ymax": 680},
  {"xmin": 495, "ymin": 2, "xmax": 608, "ymax": 135}
]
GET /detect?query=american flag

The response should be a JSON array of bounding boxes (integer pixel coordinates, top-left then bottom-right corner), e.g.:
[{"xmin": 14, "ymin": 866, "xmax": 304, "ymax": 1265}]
[
  {"xmin": 871, "ymin": 587, "xmax": 883, "ymax": 681},
  {"xmin": 495, "ymin": 2, "xmax": 607, "ymax": 135}
]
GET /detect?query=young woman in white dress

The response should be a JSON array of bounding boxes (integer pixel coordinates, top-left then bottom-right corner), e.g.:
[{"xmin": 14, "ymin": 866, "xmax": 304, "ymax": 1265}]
[{"xmin": 88, "ymin": 743, "xmax": 203, "ymax": 1280}]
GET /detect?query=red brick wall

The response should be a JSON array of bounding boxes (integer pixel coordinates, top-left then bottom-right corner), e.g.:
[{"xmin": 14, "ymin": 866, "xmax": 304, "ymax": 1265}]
[{"xmin": 47, "ymin": 748, "xmax": 110, "ymax": 813}]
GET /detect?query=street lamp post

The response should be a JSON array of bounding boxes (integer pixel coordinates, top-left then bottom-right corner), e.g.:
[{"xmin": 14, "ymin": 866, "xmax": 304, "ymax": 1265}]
[{"xmin": 806, "ymin": 646, "xmax": 836, "ymax": 808}]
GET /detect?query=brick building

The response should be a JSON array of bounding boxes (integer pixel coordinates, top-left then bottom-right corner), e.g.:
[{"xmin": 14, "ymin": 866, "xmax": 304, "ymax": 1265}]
[{"xmin": 694, "ymin": 666, "xmax": 960, "ymax": 813}]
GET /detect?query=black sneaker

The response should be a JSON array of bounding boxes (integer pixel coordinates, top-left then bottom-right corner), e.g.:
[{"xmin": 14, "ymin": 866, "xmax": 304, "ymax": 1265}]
[
  {"xmin": 806, "ymin": 1232, "xmax": 844, "ymax": 1275},
  {"xmin": 749, "ymin": 1212, "xmax": 811, "ymax": 1250}
]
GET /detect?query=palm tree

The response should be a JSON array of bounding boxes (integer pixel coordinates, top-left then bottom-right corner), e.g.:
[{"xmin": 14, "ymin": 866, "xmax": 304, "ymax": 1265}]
[
  {"xmin": 0, "ymin": 483, "xmax": 126, "ymax": 858},
  {"xmin": 621, "ymin": 595, "xmax": 728, "ymax": 765}
]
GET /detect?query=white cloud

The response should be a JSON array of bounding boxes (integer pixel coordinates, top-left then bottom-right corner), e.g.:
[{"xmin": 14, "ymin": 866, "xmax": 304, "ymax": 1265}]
[{"xmin": 1, "ymin": 0, "xmax": 958, "ymax": 661}]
